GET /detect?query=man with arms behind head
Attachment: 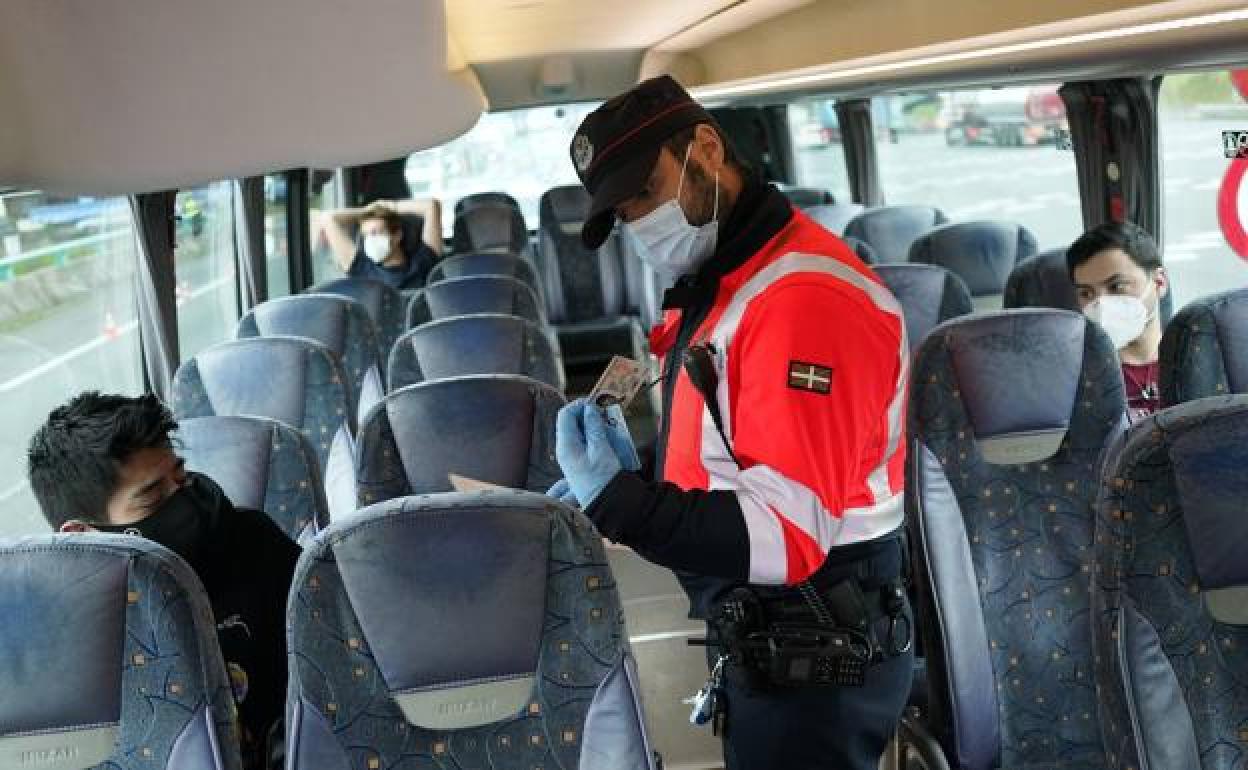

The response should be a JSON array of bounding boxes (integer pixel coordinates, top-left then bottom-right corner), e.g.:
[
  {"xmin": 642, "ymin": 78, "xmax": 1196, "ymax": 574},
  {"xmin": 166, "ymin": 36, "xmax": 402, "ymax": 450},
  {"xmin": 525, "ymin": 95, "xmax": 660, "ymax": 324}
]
[
  {"xmin": 27, "ymin": 392, "xmax": 300, "ymax": 770},
  {"xmin": 321, "ymin": 198, "xmax": 443, "ymax": 289},
  {"xmin": 1068, "ymin": 222, "xmax": 1169, "ymax": 422}
]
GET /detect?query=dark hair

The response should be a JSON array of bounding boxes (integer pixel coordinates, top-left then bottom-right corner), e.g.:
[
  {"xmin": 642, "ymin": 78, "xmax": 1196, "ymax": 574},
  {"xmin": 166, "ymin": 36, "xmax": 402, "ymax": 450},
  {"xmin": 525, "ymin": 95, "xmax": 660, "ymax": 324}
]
[
  {"xmin": 27, "ymin": 392, "xmax": 177, "ymax": 529},
  {"xmin": 358, "ymin": 203, "xmax": 403, "ymax": 234},
  {"xmin": 1066, "ymin": 221, "xmax": 1162, "ymax": 279},
  {"xmin": 663, "ymin": 122, "xmax": 747, "ymax": 176}
]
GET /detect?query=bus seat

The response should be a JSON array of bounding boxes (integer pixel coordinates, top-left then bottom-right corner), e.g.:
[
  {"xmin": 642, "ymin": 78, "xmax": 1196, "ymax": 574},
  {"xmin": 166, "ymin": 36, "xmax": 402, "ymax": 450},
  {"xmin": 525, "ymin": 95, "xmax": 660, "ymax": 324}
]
[
  {"xmin": 171, "ymin": 336, "xmax": 355, "ymax": 474},
  {"xmin": 238, "ymin": 295, "xmax": 383, "ymax": 421},
  {"xmin": 454, "ymin": 191, "xmax": 522, "ymax": 218},
  {"xmin": 178, "ymin": 415, "xmax": 329, "ymax": 543},
  {"xmin": 1003, "ymin": 247, "xmax": 1080, "ymax": 312},
  {"xmin": 426, "ymin": 250, "xmax": 543, "ymax": 298},
  {"xmin": 909, "ymin": 220, "xmax": 1038, "ymax": 311},
  {"xmin": 285, "ymin": 492, "xmax": 656, "ymax": 770},
  {"xmin": 309, "ymin": 278, "xmax": 407, "ymax": 359},
  {"xmin": 779, "ymin": 186, "xmax": 835, "ymax": 208},
  {"xmin": 1159, "ymin": 288, "xmax": 1248, "ymax": 407},
  {"xmin": 0, "ymin": 535, "xmax": 242, "ymax": 770},
  {"xmin": 1092, "ymin": 395, "xmax": 1248, "ymax": 770},
  {"xmin": 356, "ymin": 374, "xmax": 563, "ymax": 505},
  {"xmin": 805, "ymin": 203, "xmax": 865, "ymax": 235},
  {"xmin": 907, "ymin": 309, "xmax": 1125, "ymax": 770},
  {"xmin": 389, "ymin": 314, "xmax": 564, "ymax": 392},
  {"xmin": 844, "ymin": 204, "xmax": 949, "ymax": 263},
  {"xmin": 843, "ymin": 235, "xmax": 880, "ymax": 265},
  {"xmin": 872, "ymin": 264, "xmax": 973, "ymax": 353},
  {"xmin": 450, "ymin": 201, "xmax": 528, "ymax": 255},
  {"xmin": 407, "ymin": 275, "xmax": 546, "ymax": 328}
]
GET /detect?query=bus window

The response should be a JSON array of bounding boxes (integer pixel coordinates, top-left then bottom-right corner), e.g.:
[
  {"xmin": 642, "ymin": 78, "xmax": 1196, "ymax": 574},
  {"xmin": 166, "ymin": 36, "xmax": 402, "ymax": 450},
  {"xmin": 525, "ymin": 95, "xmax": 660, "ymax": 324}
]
[
  {"xmin": 0, "ymin": 190, "xmax": 142, "ymax": 536},
  {"xmin": 175, "ymin": 182, "xmax": 240, "ymax": 359},
  {"xmin": 310, "ymin": 169, "xmax": 343, "ymax": 285},
  {"xmin": 875, "ymin": 85, "xmax": 1080, "ymax": 250},
  {"xmin": 265, "ymin": 174, "xmax": 291, "ymax": 298},
  {"xmin": 407, "ymin": 103, "xmax": 600, "ymax": 232},
  {"xmin": 787, "ymin": 101, "xmax": 852, "ymax": 204},
  {"xmin": 1160, "ymin": 70, "xmax": 1248, "ymax": 306}
]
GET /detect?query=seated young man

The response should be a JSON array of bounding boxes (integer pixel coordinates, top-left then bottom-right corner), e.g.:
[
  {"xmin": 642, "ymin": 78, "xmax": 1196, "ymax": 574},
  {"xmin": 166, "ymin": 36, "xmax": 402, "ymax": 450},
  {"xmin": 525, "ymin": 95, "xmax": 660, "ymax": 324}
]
[
  {"xmin": 1067, "ymin": 221, "xmax": 1170, "ymax": 422},
  {"xmin": 26, "ymin": 392, "xmax": 300, "ymax": 769},
  {"xmin": 321, "ymin": 198, "xmax": 443, "ymax": 289}
]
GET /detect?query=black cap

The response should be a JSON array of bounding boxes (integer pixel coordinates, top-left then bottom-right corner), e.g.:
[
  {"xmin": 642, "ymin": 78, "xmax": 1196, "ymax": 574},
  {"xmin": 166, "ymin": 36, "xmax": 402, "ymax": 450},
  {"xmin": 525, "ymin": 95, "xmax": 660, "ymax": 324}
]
[{"xmin": 570, "ymin": 75, "xmax": 715, "ymax": 248}]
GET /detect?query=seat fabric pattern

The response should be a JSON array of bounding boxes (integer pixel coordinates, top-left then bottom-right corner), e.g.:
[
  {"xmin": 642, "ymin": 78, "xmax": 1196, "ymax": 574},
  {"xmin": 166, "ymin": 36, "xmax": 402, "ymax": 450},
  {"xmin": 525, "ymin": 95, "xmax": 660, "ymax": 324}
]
[
  {"xmin": 451, "ymin": 202, "xmax": 528, "ymax": 254},
  {"xmin": 309, "ymin": 278, "xmax": 407, "ymax": 359},
  {"xmin": 538, "ymin": 186, "xmax": 625, "ymax": 324},
  {"xmin": 1092, "ymin": 396, "xmax": 1248, "ymax": 770},
  {"xmin": 805, "ymin": 203, "xmax": 865, "ymax": 235},
  {"xmin": 909, "ymin": 221, "xmax": 1038, "ymax": 301},
  {"xmin": 356, "ymin": 374, "xmax": 564, "ymax": 505},
  {"xmin": 908, "ymin": 310, "xmax": 1125, "ymax": 770},
  {"xmin": 427, "ymin": 251, "xmax": 543, "ymax": 297},
  {"xmin": 237, "ymin": 294, "xmax": 381, "ymax": 407},
  {"xmin": 1159, "ymin": 288, "xmax": 1248, "ymax": 407},
  {"xmin": 178, "ymin": 416, "xmax": 329, "ymax": 541},
  {"xmin": 1003, "ymin": 248, "xmax": 1080, "ymax": 312},
  {"xmin": 0, "ymin": 535, "xmax": 241, "ymax": 770},
  {"xmin": 873, "ymin": 264, "xmax": 973, "ymax": 353},
  {"xmin": 171, "ymin": 337, "xmax": 354, "ymax": 472},
  {"xmin": 844, "ymin": 204, "xmax": 949, "ymax": 263},
  {"xmin": 406, "ymin": 275, "xmax": 546, "ymax": 328},
  {"xmin": 388, "ymin": 314, "xmax": 564, "ymax": 392},
  {"xmin": 286, "ymin": 493, "xmax": 654, "ymax": 770}
]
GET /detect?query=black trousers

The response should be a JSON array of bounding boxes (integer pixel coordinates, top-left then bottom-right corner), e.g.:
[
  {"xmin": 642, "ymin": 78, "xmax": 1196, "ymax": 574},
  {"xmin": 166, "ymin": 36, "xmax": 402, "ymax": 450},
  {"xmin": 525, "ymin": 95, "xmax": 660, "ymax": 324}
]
[{"xmin": 712, "ymin": 538, "xmax": 914, "ymax": 770}]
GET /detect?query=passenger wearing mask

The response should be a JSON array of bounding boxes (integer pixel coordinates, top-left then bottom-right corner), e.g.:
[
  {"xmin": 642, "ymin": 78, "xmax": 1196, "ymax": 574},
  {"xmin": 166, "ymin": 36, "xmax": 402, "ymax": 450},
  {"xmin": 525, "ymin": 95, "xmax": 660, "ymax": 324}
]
[
  {"xmin": 551, "ymin": 76, "xmax": 912, "ymax": 770},
  {"xmin": 1068, "ymin": 222, "xmax": 1169, "ymax": 421},
  {"xmin": 321, "ymin": 198, "xmax": 443, "ymax": 289},
  {"xmin": 26, "ymin": 392, "xmax": 300, "ymax": 770}
]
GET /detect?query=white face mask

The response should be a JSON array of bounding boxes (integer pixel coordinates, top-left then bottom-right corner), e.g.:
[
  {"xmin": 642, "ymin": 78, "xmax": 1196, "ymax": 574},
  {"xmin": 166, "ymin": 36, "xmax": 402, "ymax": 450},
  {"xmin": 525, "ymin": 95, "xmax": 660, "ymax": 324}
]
[
  {"xmin": 363, "ymin": 233, "xmax": 393, "ymax": 263},
  {"xmin": 1084, "ymin": 284, "xmax": 1156, "ymax": 350},
  {"xmin": 625, "ymin": 143, "xmax": 719, "ymax": 279}
]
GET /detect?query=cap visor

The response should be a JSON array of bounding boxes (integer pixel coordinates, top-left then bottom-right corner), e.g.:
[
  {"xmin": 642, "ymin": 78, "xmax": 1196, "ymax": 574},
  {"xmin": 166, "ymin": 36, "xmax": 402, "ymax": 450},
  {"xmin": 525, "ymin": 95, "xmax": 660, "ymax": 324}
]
[{"xmin": 581, "ymin": 144, "xmax": 659, "ymax": 249}]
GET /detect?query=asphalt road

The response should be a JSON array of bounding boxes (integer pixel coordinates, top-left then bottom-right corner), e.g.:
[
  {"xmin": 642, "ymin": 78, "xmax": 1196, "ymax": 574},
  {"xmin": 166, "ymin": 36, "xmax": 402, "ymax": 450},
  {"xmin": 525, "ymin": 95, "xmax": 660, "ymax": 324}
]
[{"xmin": 2, "ymin": 117, "xmax": 1246, "ymax": 537}]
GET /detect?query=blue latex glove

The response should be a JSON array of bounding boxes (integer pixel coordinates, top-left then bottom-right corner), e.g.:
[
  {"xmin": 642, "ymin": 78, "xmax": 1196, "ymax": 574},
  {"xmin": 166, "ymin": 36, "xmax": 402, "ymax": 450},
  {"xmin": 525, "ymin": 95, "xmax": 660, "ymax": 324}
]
[
  {"xmin": 545, "ymin": 478, "xmax": 581, "ymax": 508},
  {"xmin": 602, "ymin": 403, "xmax": 642, "ymax": 472},
  {"xmin": 555, "ymin": 399, "xmax": 623, "ymax": 508}
]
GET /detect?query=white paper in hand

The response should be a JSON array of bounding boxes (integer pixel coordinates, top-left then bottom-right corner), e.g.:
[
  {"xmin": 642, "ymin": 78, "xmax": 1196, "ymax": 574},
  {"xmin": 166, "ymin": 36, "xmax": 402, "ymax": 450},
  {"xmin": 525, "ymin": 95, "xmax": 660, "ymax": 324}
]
[
  {"xmin": 588, "ymin": 355, "xmax": 647, "ymax": 410},
  {"xmin": 448, "ymin": 473, "xmax": 506, "ymax": 493}
]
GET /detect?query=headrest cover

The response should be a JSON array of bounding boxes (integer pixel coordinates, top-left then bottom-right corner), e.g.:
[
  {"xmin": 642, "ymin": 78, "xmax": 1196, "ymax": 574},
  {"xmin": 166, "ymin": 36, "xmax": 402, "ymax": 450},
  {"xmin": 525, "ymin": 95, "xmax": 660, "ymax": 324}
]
[
  {"xmin": 1004, "ymin": 248, "xmax": 1079, "ymax": 312},
  {"xmin": 313, "ymin": 279, "xmax": 393, "ymax": 324},
  {"xmin": 1168, "ymin": 406, "xmax": 1248, "ymax": 594},
  {"xmin": 1212, "ymin": 293, "xmax": 1248, "ymax": 393},
  {"xmin": 543, "ymin": 185, "xmax": 590, "ymax": 225},
  {"xmin": 424, "ymin": 276, "xmax": 527, "ymax": 319},
  {"xmin": 247, "ymin": 295, "xmax": 351, "ymax": 357},
  {"xmin": 409, "ymin": 315, "xmax": 528, "ymax": 382},
  {"xmin": 331, "ymin": 495, "xmax": 552, "ymax": 729},
  {"xmin": 943, "ymin": 310, "xmax": 1086, "ymax": 464},
  {"xmin": 910, "ymin": 221, "xmax": 1037, "ymax": 297},
  {"xmin": 194, "ymin": 337, "xmax": 316, "ymax": 428},
  {"xmin": 178, "ymin": 416, "xmax": 273, "ymax": 510},
  {"xmin": 431, "ymin": 252, "xmax": 533, "ymax": 287},
  {"xmin": 0, "ymin": 541, "xmax": 128, "ymax": 769}
]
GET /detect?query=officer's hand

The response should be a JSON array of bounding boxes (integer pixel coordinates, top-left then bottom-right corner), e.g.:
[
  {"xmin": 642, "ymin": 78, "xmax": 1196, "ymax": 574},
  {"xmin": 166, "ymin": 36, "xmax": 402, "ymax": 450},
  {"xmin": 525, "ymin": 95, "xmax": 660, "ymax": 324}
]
[
  {"xmin": 602, "ymin": 403, "xmax": 642, "ymax": 472},
  {"xmin": 555, "ymin": 399, "xmax": 623, "ymax": 508},
  {"xmin": 545, "ymin": 478, "xmax": 581, "ymax": 509}
]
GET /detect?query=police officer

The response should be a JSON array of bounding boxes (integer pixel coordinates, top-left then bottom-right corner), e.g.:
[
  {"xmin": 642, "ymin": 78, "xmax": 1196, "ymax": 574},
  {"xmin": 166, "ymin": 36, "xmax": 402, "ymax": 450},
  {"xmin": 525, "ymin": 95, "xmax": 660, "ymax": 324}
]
[{"xmin": 552, "ymin": 76, "xmax": 914, "ymax": 770}]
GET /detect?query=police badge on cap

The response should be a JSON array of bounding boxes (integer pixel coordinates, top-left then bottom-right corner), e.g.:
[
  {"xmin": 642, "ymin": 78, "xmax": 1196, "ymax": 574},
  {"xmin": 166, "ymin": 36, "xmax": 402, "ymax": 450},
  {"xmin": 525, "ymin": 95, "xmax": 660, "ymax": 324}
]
[{"xmin": 572, "ymin": 134, "xmax": 594, "ymax": 173}]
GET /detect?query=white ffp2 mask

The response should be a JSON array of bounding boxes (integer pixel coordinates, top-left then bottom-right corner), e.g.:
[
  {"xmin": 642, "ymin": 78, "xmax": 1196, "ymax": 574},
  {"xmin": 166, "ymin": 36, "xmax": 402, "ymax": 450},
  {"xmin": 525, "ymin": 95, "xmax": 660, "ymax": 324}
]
[
  {"xmin": 363, "ymin": 234, "xmax": 393, "ymax": 263},
  {"xmin": 1084, "ymin": 287, "xmax": 1156, "ymax": 350},
  {"xmin": 624, "ymin": 144, "xmax": 719, "ymax": 279}
]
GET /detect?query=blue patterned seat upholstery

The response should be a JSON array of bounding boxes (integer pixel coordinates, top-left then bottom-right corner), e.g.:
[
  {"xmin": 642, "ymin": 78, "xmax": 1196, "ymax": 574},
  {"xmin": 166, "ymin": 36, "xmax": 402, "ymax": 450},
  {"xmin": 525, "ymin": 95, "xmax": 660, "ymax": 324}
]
[
  {"xmin": 0, "ymin": 535, "xmax": 241, "ymax": 770},
  {"xmin": 286, "ymin": 492, "xmax": 656, "ymax": 770},
  {"xmin": 356, "ymin": 374, "xmax": 563, "ymax": 506},
  {"xmin": 388, "ymin": 314, "xmax": 565, "ymax": 392},
  {"xmin": 908, "ymin": 309, "xmax": 1126, "ymax": 770},
  {"xmin": 178, "ymin": 415, "xmax": 329, "ymax": 542},
  {"xmin": 427, "ymin": 251, "xmax": 543, "ymax": 297},
  {"xmin": 309, "ymin": 278, "xmax": 407, "ymax": 360},
  {"xmin": 1004, "ymin": 248, "xmax": 1080, "ymax": 312},
  {"xmin": 451, "ymin": 201, "xmax": 529, "ymax": 255},
  {"xmin": 805, "ymin": 203, "xmax": 865, "ymax": 235},
  {"xmin": 1159, "ymin": 288, "xmax": 1248, "ymax": 407},
  {"xmin": 237, "ymin": 294, "xmax": 383, "ymax": 414},
  {"xmin": 909, "ymin": 221, "xmax": 1038, "ymax": 311},
  {"xmin": 406, "ymin": 275, "xmax": 546, "ymax": 329},
  {"xmin": 844, "ymin": 204, "xmax": 949, "ymax": 263},
  {"xmin": 171, "ymin": 336, "xmax": 354, "ymax": 474},
  {"xmin": 873, "ymin": 264, "xmax": 973, "ymax": 353},
  {"xmin": 1092, "ymin": 395, "xmax": 1248, "ymax": 770}
]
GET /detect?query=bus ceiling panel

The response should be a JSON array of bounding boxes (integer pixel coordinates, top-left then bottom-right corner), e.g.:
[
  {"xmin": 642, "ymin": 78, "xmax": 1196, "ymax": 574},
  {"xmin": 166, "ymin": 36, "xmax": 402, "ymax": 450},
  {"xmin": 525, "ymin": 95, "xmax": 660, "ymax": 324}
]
[
  {"xmin": 0, "ymin": 0, "xmax": 485, "ymax": 196},
  {"xmin": 661, "ymin": 0, "xmax": 1248, "ymax": 103},
  {"xmin": 472, "ymin": 52, "xmax": 646, "ymax": 112}
]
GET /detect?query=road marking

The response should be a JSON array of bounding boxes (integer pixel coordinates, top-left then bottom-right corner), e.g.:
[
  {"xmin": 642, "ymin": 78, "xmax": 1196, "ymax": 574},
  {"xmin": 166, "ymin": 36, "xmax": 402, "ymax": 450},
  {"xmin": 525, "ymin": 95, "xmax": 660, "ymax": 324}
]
[{"xmin": 630, "ymin": 629, "xmax": 704, "ymax": 645}]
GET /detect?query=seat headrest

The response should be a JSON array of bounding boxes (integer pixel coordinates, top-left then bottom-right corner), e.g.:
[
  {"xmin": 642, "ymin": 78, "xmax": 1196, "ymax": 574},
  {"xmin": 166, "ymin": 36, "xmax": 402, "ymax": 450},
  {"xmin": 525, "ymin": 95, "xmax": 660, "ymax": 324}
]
[
  {"xmin": 392, "ymin": 314, "xmax": 542, "ymax": 384},
  {"xmin": 317, "ymin": 492, "xmax": 554, "ymax": 729},
  {"xmin": 242, "ymin": 294, "xmax": 359, "ymax": 357},
  {"xmin": 1003, "ymin": 248, "xmax": 1079, "ymax": 312},
  {"xmin": 429, "ymin": 251, "xmax": 537, "ymax": 289},
  {"xmin": 452, "ymin": 203, "xmax": 527, "ymax": 253},
  {"xmin": 413, "ymin": 275, "xmax": 541, "ymax": 324},
  {"xmin": 779, "ymin": 186, "xmax": 834, "ymax": 208},
  {"xmin": 844, "ymin": 205, "xmax": 948, "ymax": 262},
  {"xmin": 842, "ymin": 236, "xmax": 879, "ymax": 265},
  {"xmin": 541, "ymin": 185, "xmax": 590, "ymax": 225},
  {"xmin": 873, "ymin": 264, "xmax": 973, "ymax": 352},
  {"xmin": 805, "ymin": 203, "xmax": 864, "ymax": 235},
  {"xmin": 190, "ymin": 336, "xmax": 326, "ymax": 427},
  {"xmin": 1161, "ymin": 288, "xmax": 1248, "ymax": 404},
  {"xmin": 915, "ymin": 310, "xmax": 1100, "ymax": 464},
  {"xmin": 909, "ymin": 221, "xmax": 1038, "ymax": 298},
  {"xmin": 455, "ymin": 191, "xmax": 520, "ymax": 217},
  {"xmin": 311, "ymin": 278, "xmax": 401, "ymax": 325}
]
